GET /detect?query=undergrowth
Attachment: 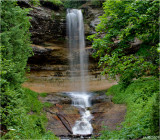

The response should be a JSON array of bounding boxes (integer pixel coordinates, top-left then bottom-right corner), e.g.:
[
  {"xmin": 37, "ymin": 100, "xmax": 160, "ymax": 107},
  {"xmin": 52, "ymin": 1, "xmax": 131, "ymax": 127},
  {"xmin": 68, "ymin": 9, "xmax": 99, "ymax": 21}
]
[
  {"xmin": 100, "ymin": 77, "xmax": 159, "ymax": 139},
  {"xmin": 44, "ymin": 0, "xmax": 63, "ymax": 6},
  {"xmin": 1, "ymin": 88, "xmax": 57, "ymax": 139},
  {"xmin": 39, "ymin": 92, "xmax": 48, "ymax": 97}
]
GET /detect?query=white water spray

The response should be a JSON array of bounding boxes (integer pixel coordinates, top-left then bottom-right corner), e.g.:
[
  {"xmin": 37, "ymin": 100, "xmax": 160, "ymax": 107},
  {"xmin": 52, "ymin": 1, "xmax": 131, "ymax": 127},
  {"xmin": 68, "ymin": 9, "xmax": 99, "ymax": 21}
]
[
  {"xmin": 67, "ymin": 92, "xmax": 93, "ymax": 135},
  {"xmin": 66, "ymin": 9, "xmax": 93, "ymax": 135}
]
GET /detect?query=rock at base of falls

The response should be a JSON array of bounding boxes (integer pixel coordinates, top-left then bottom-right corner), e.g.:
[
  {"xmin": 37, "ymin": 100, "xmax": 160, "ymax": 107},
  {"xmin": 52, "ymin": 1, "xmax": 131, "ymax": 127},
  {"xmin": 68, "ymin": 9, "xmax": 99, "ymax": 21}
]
[
  {"xmin": 41, "ymin": 93, "xmax": 126, "ymax": 137},
  {"xmin": 46, "ymin": 104, "xmax": 80, "ymax": 136},
  {"xmin": 91, "ymin": 102, "xmax": 126, "ymax": 135}
]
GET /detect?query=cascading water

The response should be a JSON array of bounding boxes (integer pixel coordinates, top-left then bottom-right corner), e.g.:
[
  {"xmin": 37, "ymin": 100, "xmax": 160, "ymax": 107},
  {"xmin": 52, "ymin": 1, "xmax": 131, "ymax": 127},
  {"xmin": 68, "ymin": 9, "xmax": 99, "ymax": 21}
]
[
  {"xmin": 67, "ymin": 9, "xmax": 88, "ymax": 92},
  {"xmin": 66, "ymin": 9, "xmax": 93, "ymax": 135},
  {"xmin": 67, "ymin": 92, "xmax": 93, "ymax": 135}
]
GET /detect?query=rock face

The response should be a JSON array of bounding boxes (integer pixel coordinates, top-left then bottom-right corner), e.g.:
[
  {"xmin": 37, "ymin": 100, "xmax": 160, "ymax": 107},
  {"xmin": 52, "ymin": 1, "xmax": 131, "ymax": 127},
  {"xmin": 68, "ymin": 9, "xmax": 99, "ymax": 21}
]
[
  {"xmin": 39, "ymin": 93, "xmax": 72, "ymax": 104},
  {"xmin": 28, "ymin": 42, "xmax": 68, "ymax": 65},
  {"xmin": 90, "ymin": 94, "xmax": 112, "ymax": 104},
  {"xmin": 81, "ymin": 3, "xmax": 104, "ymax": 45},
  {"xmin": 18, "ymin": 0, "xmax": 66, "ymax": 44},
  {"xmin": 83, "ymin": 8, "xmax": 103, "ymax": 35},
  {"xmin": 17, "ymin": 1, "xmax": 103, "ymax": 73},
  {"xmin": 91, "ymin": 102, "xmax": 126, "ymax": 135},
  {"xmin": 39, "ymin": 93, "xmax": 126, "ymax": 137},
  {"xmin": 18, "ymin": 0, "xmax": 103, "ymax": 45},
  {"xmin": 18, "ymin": 1, "xmax": 101, "ymax": 75},
  {"xmin": 29, "ymin": 7, "xmax": 66, "ymax": 44},
  {"xmin": 27, "ymin": 42, "xmax": 99, "ymax": 72}
]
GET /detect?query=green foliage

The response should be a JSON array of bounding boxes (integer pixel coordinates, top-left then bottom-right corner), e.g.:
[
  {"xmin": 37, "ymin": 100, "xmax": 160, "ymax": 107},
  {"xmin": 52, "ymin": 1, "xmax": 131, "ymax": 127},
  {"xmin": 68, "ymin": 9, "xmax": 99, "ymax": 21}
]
[
  {"xmin": 1, "ymin": 1, "xmax": 57, "ymax": 139},
  {"xmin": 24, "ymin": 88, "xmax": 43, "ymax": 113},
  {"xmin": 43, "ymin": 102, "xmax": 53, "ymax": 108},
  {"xmin": 62, "ymin": 0, "xmax": 87, "ymax": 8},
  {"xmin": 1, "ymin": 0, "xmax": 32, "ymax": 87},
  {"xmin": 157, "ymin": 43, "xmax": 160, "ymax": 53},
  {"xmin": 90, "ymin": 0, "xmax": 103, "ymax": 7},
  {"xmin": 29, "ymin": 0, "xmax": 40, "ymax": 6},
  {"xmin": 1, "ymin": 1, "xmax": 32, "ymax": 133},
  {"xmin": 43, "ymin": 0, "xmax": 63, "ymax": 6},
  {"xmin": 1, "ymin": 88, "xmax": 57, "ymax": 139},
  {"xmin": 88, "ymin": 0, "xmax": 159, "ymax": 87},
  {"xmin": 39, "ymin": 92, "xmax": 48, "ymax": 97},
  {"xmin": 29, "ymin": 0, "xmax": 63, "ymax": 6},
  {"xmin": 100, "ymin": 77, "xmax": 159, "ymax": 139}
]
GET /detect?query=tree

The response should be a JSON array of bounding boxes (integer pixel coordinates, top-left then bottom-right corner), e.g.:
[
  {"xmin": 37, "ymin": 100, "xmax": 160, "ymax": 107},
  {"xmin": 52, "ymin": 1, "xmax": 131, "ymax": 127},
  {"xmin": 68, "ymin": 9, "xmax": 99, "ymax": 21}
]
[
  {"xmin": 1, "ymin": 0, "xmax": 32, "ymax": 87},
  {"xmin": 1, "ymin": 0, "xmax": 32, "ymax": 135},
  {"xmin": 88, "ymin": 0, "xmax": 159, "ymax": 87}
]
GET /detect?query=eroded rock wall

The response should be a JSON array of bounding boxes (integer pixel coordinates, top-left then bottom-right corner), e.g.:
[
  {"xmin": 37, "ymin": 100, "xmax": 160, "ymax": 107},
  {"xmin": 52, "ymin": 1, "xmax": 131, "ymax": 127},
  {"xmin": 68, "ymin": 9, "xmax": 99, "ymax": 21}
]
[
  {"xmin": 18, "ymin": 0, "xmax": 103, "ymax": 45},
  {"xmin": 18, "ymin": 0, "xmax": 66, "ymax": 44},
  {"xmin": 18, "ymin": 1, "xmax": 104, "ymax": 80}
]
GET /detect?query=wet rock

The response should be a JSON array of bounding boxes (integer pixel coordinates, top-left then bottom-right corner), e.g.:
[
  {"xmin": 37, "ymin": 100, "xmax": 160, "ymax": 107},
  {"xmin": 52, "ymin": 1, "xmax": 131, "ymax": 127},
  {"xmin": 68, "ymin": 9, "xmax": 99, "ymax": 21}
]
[
  {"xmin": 91, "ymin": 102, "xmax": 114, "ymax": 114},
  {"xmin": 39, "ymin": 92, "xmax": 126, "ymax": 137},
  {"xmin": 39, "ymin": 93, "xmax": 80, "ymax": 136},
  {"xmin": 31, "ymin": 44, "xmax": 53, "ymax": 55},
  {"xmin": 90, "ymin": 94, "xmax": 112, "ymax": 104},
  {"xmin": 91, "ymin": 102, "xmax": 126, "ymax": 135},
  {"xmin": 39, "ymin": 93, "xmax": 72, "ymax": 105},
  {"xmin": 28, "ymin": 64, "xmax": 69, "ymax": 71},
  {"xmin": 28, "ymin": 43, "xmax": 99, "ymax": 73},
  {"xmin": 46, "ymin": 104, "xmax": 80, "ymax": 136}
]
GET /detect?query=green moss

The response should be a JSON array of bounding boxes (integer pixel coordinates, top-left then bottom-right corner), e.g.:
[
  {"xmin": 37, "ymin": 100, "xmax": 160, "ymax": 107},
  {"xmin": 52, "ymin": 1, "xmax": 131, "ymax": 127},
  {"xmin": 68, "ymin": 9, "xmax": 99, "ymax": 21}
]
[
  {"xmin": 43, "ymin": 102, "xmax": 53, "ymax": 108},
  {"xmin": 100, "ymin": 77, "xmax": 159, "ymax": 139},
  {"xmin": 90, "ymin": 0, "xmax": 102, "ymax": 7},
  {"xmin": 39, "ymin": 92, "xmax": 48, "ymax": 97}
]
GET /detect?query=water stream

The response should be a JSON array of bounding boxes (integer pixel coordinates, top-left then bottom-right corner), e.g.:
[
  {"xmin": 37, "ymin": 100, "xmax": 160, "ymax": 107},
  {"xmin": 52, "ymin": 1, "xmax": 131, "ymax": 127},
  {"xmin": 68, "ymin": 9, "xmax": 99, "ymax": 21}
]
[
  {"xmin": 66, "ymin": 9, "xmax": 93, "ymax": 135},
  {"xmin": 67, "ymin": 92, "xmax": 93, "ymax": 135}
]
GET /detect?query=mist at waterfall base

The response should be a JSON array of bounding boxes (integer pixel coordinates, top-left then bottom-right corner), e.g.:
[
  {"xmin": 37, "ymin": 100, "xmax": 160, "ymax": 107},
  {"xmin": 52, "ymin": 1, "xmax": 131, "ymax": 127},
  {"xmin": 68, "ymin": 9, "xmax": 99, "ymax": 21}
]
[{"xmin": 66, "ymin": 9, "xmax": 93, "ymax": 136}]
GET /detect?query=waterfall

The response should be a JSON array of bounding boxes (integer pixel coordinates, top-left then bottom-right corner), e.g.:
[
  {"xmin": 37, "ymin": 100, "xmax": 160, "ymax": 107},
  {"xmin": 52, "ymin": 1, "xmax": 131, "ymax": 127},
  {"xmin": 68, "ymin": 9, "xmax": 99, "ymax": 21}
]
[
  {"xmin": 66, "ymin": 9, "xmax": 93, "ymax": 135},
  {"xmin": 67, "ymin": 9, "xmax": 88, "ymax": 92}
]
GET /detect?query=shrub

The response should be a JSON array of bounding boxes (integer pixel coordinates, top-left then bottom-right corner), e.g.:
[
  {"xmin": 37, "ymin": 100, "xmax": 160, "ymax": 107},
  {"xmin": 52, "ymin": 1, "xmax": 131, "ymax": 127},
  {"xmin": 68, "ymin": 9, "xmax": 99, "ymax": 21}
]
[{"xmin": 100, "ymin": 77, "xmax": 159, "ymax": 139}]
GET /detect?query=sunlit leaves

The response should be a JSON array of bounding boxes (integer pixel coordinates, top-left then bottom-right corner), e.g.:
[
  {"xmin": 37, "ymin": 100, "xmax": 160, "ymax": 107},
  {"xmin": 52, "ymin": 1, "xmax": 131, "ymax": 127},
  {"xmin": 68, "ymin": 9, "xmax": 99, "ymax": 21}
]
[{"xmin": 88, "ymin": 0, "xmax": 159, "ymax": 86}]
